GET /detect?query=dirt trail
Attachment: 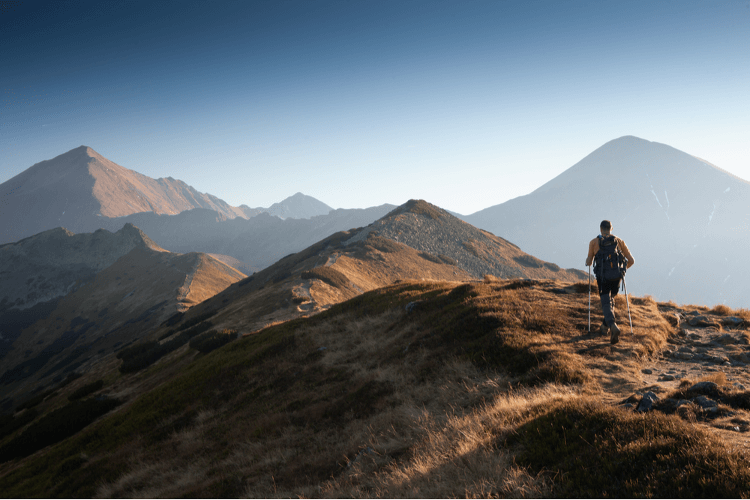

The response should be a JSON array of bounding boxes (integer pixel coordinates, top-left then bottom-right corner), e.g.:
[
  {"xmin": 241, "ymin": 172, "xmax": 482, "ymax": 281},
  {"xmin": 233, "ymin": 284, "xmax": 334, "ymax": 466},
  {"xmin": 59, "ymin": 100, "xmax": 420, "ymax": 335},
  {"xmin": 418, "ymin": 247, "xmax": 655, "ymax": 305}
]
[
  {"xmin": 640, "ymin": 307, "xmax": 750, "ymax": 391},
  {"xmin": 509, "ymin": 279, "xmax": 750, "ymax": 448},
  {"xmin": 294, "ymin": 282, "xmax": 316, "ymax": 312}
]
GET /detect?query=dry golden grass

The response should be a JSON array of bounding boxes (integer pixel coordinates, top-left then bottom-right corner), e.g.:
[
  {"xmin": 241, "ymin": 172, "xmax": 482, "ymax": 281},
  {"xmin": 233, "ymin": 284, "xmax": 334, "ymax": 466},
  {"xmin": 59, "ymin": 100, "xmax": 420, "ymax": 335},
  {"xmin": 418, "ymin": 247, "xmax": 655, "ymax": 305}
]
[
  {"xmin": 4, "ymin": 279, "xmax": 749, "ymax": 498},
  {"xmin": 323, "ymin": 384, "xmax": 580, "ymax": 498}
]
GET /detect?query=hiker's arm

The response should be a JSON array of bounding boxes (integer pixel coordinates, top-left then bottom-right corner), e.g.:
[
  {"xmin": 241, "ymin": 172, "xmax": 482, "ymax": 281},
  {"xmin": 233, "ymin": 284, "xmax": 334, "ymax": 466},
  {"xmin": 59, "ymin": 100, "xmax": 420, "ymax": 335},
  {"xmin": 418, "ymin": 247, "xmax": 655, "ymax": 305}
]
[
  {"xmin": 585, "ymin": 239, "xmax": 596, "ymax": 267},
  {"xmin": 620, "ymin": 240, "xmax": 635, "ymax": 269}
]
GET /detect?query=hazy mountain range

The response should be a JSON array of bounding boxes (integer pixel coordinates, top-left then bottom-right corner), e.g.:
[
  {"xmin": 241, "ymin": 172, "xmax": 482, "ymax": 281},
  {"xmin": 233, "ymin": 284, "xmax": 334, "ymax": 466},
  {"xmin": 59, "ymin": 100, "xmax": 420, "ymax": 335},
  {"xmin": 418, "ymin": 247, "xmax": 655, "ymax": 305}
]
[
  {"xmin": 0, "ymin": 198, "xmax": 583, "ymax": 405},
  {"xmin": 464, "ymin": 136, "xmax": 750, "ymax": 308},
  {"xmin": 0, "ymin": 224, "xmax": 244, "ymax": 405},
  {"xmin": 2, "ymin": 136, "xmax": 749, "ymax": 307},
  {"xmin": 0, "ymin": 146, "xmax": 335, "ymax": 246},
  {"xmin": 2, "ymin": 139, "xmax": 750, "ymax": 496}
]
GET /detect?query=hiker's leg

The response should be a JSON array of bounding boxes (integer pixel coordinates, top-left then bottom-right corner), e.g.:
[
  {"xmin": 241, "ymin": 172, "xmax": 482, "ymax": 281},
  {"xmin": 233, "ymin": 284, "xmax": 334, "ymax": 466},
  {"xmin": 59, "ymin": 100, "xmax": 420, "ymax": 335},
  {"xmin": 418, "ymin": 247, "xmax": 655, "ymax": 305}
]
[
  {"xmin": 610, "ymin": 279, "xmax": 622, "ymax": 323},
  {"xmin": 598, "ymin": 280, "xmax": 616, "ymax": 327},
  {"xmin": 600, "ymin": 280, "xmax": 619, "ymax": 327}
]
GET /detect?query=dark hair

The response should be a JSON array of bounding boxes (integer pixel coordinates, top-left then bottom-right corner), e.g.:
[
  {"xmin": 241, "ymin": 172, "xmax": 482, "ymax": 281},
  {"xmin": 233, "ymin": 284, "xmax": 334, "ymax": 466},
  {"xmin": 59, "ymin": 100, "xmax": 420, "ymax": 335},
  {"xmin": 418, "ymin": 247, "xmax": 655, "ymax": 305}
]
[{"xmin": 600, "ymin": 220, "xmax": 612, "ymax": 230}]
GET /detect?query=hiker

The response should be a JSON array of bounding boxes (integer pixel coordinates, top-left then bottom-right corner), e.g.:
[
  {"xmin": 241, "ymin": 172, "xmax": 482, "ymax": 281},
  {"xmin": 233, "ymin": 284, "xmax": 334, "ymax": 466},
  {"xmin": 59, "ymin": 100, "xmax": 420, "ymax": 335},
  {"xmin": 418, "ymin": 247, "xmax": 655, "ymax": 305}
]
[{"xmin": 585, "ymin": 220, "xmax": 634, "ymax": 344}]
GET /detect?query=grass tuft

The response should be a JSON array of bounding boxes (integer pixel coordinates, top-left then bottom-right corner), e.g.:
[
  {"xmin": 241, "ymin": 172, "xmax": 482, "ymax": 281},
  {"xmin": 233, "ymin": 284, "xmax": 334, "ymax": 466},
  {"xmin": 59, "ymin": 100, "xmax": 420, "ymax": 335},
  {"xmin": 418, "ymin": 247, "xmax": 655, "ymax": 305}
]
[{"xmin": 510, "ymin": 399, "xmax": 750, "ymax": 497}]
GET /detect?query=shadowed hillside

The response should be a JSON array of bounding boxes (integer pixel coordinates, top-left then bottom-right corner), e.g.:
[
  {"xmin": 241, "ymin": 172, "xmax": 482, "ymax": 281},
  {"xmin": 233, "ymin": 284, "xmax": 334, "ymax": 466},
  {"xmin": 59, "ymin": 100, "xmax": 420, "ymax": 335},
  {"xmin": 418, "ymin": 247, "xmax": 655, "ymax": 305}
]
[
  {"xmin": 94, "ymin": 204, "xmax": 396, "ymax": 270},
  {"xmin": 0, "ymin": 226, "xmax": 245, "ymax": 410},
  {"xmin": 170, "ymin": 198, "xmax": 584, "ymax": 337},
  {"xmin": 2, "ymin": 278, "xmax": 750, "ymax": 497}
]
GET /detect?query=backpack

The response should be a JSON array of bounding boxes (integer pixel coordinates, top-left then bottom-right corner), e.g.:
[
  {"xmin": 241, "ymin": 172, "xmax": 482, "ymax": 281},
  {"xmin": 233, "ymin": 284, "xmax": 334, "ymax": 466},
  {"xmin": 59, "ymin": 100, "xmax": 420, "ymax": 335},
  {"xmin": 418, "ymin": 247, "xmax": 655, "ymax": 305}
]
[{"xmin": 593, "ymin": 235, "xmax": 627, "ymax": 281}]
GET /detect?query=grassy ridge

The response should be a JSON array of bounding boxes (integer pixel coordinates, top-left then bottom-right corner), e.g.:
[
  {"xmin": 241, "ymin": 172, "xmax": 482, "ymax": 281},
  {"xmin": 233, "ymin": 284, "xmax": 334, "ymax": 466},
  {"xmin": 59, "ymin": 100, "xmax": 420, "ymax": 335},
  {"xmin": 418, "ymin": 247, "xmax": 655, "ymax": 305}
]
[
  {"xmin": 511, "ymin": 399, "xmax": 750, "ymax": 497},
  {"xmin": 0, "ymin": 279, "xmax": 747, "ymax": 497}
]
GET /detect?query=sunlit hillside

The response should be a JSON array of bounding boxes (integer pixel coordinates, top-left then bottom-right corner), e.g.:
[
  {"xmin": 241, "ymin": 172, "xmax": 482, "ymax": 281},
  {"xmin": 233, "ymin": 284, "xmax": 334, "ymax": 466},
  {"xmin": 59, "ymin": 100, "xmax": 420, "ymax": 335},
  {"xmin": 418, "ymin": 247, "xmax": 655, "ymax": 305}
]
[{"xmin": 2, "ymin": 278, "xmax": 750, "ymax": 497}]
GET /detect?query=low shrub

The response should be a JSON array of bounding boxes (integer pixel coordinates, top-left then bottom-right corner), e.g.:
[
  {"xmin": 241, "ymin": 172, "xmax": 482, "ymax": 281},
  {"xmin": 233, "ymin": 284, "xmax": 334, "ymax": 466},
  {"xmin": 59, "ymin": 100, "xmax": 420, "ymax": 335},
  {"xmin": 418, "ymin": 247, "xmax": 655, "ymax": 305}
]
[
  {"xmin": 438, "ymin": 254, "xmax": 457, "ymax": 266},
  {"xmin": 710, "ymin": 304, "xmax": 732, "ymax": 316},
  {"xmin": 364, "ymin": 236, "xmax": 402, "ymax": 254},
  {"xmin": 15, "ymin": 389, "xmax": 56, "ymax": 412},
  {"xmin": 509, "ymin": 400, "xmax": 750, "ymax": 497},
  {"xmin": 543, "ymin": 261, "xmax": 561, "ymax": 271},
  {"xmin": 189, "ymin": 329, "xmax": 239, "ymax": 354},
  {"xmin": 116, "ymin": 341, "xmax": 158, "ymax": 360},
  {"xmin": 301, "ymin": 267, "xmax": 349, "ymax": 289},
  {"xmin": 418, "ymin": 252, "xmax": 443, "ymax": 264},
  {"xmin": 513, "ymin": 254, "xmax": 544, "ymax": 268},
  {"xmin": 161, "ymin": 312, "xmax": 184, "ymax": 327},
  {"xmin": 119, "ymin": 322, "xmax": 214, "ymax": 373},
  {"xmin": 462, "ymin": 240, "xmax": 480, "ymax": 257},
  {"xmin": 68, "ymin": 380, "xmax": 104, "ymax": 401},
  {"xmin": 0, "ymin": 397, "xmax": 121, "ymax": 463},
  {"xmin": 173, "ymin": 310, "xmax": 218, "ymax": 333},
  {"xmin": 0, "ymin": 408, "xmax": 38, "ymax": 440},
  {"xmin": 56, "ymin": 372, "xmax": 82, "ymax": 389}
]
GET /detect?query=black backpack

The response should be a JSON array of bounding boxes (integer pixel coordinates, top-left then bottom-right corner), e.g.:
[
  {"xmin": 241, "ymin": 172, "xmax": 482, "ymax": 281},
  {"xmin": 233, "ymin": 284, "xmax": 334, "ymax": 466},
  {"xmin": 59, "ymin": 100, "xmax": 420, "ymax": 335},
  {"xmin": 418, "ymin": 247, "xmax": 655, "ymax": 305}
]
[{"xmin": 594, "ymin": 235, "xmax": 627, "ymax": 281}]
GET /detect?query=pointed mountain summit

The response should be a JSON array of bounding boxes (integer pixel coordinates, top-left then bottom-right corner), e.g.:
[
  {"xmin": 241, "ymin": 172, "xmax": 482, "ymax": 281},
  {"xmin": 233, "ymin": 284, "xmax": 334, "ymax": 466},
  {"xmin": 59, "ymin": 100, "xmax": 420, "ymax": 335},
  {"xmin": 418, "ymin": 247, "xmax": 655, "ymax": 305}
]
[
  {"xmin": 265, "ymin": 192, "xmax": 333, "ymax": 219},
  {"xmin": 0, "ymin": 146, "xmax": 245, "ymax": 244},
  {"xmin": 169, "ymin": 198, "xmax": 583, "ymax": 342},
  {"xmin": 352, "ymin": 199, "xmax": 586, "ymax": 281},
  {"xmin": 465, "ymin": 136, "xmax": 750, "ymax": 307},
  {"xmin": 238, "ymin": 192, "xmax": 333, "ymax": 219}
]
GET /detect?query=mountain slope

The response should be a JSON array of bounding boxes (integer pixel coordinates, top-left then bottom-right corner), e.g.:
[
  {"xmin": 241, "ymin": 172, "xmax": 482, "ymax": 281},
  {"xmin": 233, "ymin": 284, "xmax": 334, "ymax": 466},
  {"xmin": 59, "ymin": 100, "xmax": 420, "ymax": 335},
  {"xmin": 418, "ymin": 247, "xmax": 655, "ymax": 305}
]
[
  {"xmin": 465, "ymin": 136, "xmax": 750, "ymax": 307},
  {"xmin": 3, "ymin": 277, "xmax": 750, "ymax": 497},
  {"xmin": 0, "ymin": 146, "xmax": 245, "ymax": 244},
  {"xmin": 265, "ymin": 192, "xmax": 333, "ymax": 219},
  {"xmin": 353, "ymin": 200, "xmax": 586, "ymax": 281},
  {"xmin": 0, "ymin": 223, "xmax": 164, "ymax": 312},
  {"xmin": 90, "ymin": 204, "xmax": 397, "ymax": 270},
  {"xmin": 0, "ymin": 226, "xmax": 244, "ymax": 407},
  {"xmin": 174, "ymin": 198, "xmax": 584, "ymax": 336}
]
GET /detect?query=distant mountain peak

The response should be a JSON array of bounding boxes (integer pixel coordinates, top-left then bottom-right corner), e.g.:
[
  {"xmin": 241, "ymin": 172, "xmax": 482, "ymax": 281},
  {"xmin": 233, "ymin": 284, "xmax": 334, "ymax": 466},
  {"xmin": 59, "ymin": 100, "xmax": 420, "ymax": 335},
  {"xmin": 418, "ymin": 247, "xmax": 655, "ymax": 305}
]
[
  {"xmin": 265, "ymin": 193, "xmax": 333, "ymax": 219},
  {"xmin": 384, "ymin": 199, "xmax": 447, "ymax": 220},
  {"xmin": 0, "ymin": 147, "xmax": 247, "ymax": 244}
]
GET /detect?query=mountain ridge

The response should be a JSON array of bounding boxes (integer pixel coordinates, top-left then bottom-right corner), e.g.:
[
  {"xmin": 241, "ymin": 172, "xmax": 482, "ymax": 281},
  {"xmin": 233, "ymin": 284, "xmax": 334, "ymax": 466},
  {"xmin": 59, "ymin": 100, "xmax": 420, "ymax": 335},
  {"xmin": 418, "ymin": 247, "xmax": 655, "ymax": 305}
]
[{"xmin": 0, "ymin": 147, "xmax": 339, "ymax": 245}]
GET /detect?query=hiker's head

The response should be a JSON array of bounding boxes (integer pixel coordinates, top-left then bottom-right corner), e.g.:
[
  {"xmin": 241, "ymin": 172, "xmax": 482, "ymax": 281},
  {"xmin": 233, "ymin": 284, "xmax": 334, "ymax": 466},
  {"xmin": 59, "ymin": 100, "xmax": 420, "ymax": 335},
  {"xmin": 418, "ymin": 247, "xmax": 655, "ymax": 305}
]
[{"xmin": 600, "ymin": 220, "xmax": 612, "ymax": 235}]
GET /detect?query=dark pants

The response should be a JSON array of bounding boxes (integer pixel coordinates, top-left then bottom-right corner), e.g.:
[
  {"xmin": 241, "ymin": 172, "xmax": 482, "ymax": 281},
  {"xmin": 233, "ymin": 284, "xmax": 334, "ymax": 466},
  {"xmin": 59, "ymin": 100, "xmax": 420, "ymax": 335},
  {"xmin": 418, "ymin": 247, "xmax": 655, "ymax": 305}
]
[{"xmin": 597, "ymin": 278, "xmax": 621, "ymax": 327}]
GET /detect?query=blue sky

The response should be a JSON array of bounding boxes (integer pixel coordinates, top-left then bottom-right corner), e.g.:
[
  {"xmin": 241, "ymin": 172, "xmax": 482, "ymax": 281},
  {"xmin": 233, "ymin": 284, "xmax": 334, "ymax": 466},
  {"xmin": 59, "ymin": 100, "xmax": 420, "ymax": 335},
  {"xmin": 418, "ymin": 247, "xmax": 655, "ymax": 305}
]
[{"xmin": 2, "ymin": 0, "xmax": 749, "ymax": 214}]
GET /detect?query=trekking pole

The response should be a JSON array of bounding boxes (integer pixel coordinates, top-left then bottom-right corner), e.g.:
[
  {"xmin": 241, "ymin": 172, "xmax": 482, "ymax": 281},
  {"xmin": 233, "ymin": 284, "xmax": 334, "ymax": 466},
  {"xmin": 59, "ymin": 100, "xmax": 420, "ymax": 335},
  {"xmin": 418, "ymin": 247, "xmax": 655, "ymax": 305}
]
[
  {"xmin": 622, "ymin": 275, "xmax": 634, "ymax": 336},
  {"xmin": 587, "ymin": 265, "xmax": 591, "ymax": 333}
]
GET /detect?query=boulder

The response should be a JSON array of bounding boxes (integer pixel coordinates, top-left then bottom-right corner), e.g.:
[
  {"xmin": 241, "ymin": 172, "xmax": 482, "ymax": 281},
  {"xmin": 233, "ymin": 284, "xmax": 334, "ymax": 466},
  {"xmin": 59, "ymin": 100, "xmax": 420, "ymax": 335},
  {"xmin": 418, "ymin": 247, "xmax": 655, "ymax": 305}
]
[
  {"xmin": 722, "ymin": 316, "xmax": 744, "ymax": 327},
  {"xmin": 688, "ymin": 381, "xmax": 719, "ymax": 396},
  {"xmin": 637, "ymin": 391, "xmax": 659, "ymax": 412}
]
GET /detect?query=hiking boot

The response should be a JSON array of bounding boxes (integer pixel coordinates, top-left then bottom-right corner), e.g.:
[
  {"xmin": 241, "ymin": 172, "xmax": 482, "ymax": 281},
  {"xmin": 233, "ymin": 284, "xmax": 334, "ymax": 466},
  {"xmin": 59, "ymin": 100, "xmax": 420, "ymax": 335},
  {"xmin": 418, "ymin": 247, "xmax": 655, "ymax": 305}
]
[
  {"xmin": 599, "ymin": 322, "xmax": 609, "ymax": 335},
  {"xmin": 610, "ymin": 322, "xmax": 621, "ymax": 345}
]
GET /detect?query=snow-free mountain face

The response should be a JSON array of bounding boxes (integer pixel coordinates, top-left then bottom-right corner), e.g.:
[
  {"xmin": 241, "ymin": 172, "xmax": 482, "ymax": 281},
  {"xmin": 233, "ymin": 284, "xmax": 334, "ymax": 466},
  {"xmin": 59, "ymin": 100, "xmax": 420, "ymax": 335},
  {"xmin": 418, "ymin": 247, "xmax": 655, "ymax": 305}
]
[
  {"xmin": 0, "ymin": 146, "xmax": 246, "ymax": 244},
  {"xmin": 0, "ymin": 224, "xmax": 245, "ymax": 404},
  {"xmin": 158, "ymin": 198, "xmax": 585, "ymax": 355},
  {"xmin": 264, "ymin": 192, "xmax": 333, "ymax": 219},
  {"xmin": 0, "ymin": 223, "xmax": 164, "ymax": 312},
  {"xmin": 239, "ymin": 192, "xmax": 333, "ymax": 219},
  {"xmin": 465, "ymin": 136, "xmax": 750, "ymax": 307},
  {"xmin": 86, "ymin": 205, "xmax": 397, "ymax": 271}
]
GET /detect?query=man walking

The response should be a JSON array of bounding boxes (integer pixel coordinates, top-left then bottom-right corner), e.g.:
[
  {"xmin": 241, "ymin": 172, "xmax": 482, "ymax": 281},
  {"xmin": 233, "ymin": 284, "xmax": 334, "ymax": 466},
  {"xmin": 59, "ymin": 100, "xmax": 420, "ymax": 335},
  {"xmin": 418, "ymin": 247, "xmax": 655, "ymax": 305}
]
[{"xmin": 585, "ymin": 220, "xmax": 635, "ymax": 344}]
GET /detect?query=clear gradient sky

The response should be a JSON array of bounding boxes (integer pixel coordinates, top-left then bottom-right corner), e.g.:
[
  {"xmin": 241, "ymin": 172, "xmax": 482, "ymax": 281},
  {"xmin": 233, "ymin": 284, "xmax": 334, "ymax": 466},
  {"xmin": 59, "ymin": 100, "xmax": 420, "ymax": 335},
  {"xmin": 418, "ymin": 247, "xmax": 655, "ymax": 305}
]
[{"xmin": 2, "ymin": 0, "xmax": 749, "ymax": 214}]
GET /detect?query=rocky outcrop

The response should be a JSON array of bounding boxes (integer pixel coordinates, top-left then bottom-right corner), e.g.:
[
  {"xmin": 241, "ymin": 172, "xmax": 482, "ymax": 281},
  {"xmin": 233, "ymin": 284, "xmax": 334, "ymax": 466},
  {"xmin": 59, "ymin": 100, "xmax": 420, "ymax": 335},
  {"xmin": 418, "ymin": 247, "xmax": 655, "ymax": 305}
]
[
  {"xmin": 345, "ymin": 199, "xmax": 586, "ymax": 281},
  {"xmin": 0, "ymin": 224, "xmax": 164, "ymax": 311}
]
